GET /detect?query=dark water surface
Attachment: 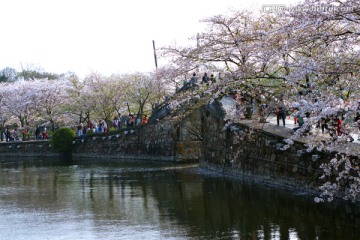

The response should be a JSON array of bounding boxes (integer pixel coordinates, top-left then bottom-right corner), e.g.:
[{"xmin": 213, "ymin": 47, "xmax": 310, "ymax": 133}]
[{"xmin": 0, "ymin": 158, "xmax": 358, "ymax": 240}]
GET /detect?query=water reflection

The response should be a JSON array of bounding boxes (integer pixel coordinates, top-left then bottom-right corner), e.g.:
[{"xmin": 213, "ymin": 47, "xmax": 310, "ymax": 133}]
[{"xmin": 0, "ymin": 158, "xmax": 359, "ymax": 240}]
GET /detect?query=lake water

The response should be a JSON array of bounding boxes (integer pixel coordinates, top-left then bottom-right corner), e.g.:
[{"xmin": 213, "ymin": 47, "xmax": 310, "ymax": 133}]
[{"xmin": 0, "ymin": 157, "xmax": 358, "ymax": 240}]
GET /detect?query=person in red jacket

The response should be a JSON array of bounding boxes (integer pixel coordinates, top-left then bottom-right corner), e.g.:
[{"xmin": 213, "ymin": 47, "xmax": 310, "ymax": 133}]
[
  {"xmin": 141, "ymin": 115, "xmax": 148, "ymax": 124},
  {"xmin": 335, "ymin": 117, "xmax": 344, "ymax": 136}
]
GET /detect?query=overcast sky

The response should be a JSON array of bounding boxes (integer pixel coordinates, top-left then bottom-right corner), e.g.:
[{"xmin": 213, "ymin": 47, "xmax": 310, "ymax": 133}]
[{"xmin": 0, "ymin": 0, "xmax": 300, "ymax": 78}]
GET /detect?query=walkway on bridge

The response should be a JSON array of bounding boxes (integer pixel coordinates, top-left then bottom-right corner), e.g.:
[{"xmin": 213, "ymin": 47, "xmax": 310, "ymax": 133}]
[{"xmin": 267, "ymin": 115, "xmax": 359, "ymax": 144}]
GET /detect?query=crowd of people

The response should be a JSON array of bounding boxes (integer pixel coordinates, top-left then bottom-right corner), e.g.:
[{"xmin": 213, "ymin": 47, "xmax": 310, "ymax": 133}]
[
  {"xmin": 227, "ymin": 89, "xmax": 360, "ymax": 141},
  {"xmin": 1, "ymin": 125, "xmax": 48, "ymax": 142},
  {"xmin": 277, "ymin": 97, "xmax": 360, "ymax": 141},
  {"xmin": 76, "ymin": 114, "xmax": 149, "ymax": 137},
  {"xmin": 2, "ymin": 127, "xmax": 19, "ymax": 142},
  {"xmin": 0, "ymin": 113, "xmax": 149, "ymax": 142},
  {"xmin": 176, "ymin": 72, "xmax": 216, "ymax": 93},
  {"xmin": 1, "ymin": 81, "xmax": 359, "ymax": 142}
]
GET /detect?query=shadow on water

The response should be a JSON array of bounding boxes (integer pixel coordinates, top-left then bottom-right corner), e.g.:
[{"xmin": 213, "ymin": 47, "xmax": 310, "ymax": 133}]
[{"xmin": 0, "ymin": 157, "xmax": 359, "ymax": 240}]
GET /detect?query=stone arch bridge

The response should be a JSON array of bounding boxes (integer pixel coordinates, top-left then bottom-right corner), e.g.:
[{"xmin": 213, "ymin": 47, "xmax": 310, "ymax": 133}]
[{"xmin": 0, "ymin": 96, "xmax": 359, "ymax": 197}]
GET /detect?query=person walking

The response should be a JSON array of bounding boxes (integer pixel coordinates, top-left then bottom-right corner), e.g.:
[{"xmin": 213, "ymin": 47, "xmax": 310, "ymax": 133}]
[
  {"xmin": 77, "ymin": 123, "xmax": 83, "ymax": 137},
  {"xmin": 35, "ymin": 126, "xmax": 41, "ymax": 140},
  {"xmin": 190, "ymin": 73, "xmax": 198, "ymax": 87},
  {"xmin": 5, "ymin": 127, "xmax": 10, "ymax": 142},
  {"xmin": 202, "ymin": 73, "xmax": 209, "ymax": 84},
  {"xmin": 210, "ymin": 74, "xmax": 216, "ymax": 83},
  {"xmin": 141, "ymin": 115, "xmax": 148, "ymax": 124},
  {"xmin": 276, "ymin": 99, "xmax": 287, "ymax": 127},
  {"xmin": 43, "ymin": 127, "xmax": 48, "ymax": 139},
  {"xmin": 292, "ymin": 108, "xmax": 304, "ymax": 132},
  {"xmin": 112, "ymin": 117, "xmax": 119, "ymax": 130}
]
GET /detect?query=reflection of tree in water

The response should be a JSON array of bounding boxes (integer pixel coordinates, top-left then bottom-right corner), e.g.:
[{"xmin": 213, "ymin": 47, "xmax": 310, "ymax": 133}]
[
  {"xmin": 0, "ymin": 160, "xmax": 358, "ymax": 239},
  {"xmin": 148, "ymin": 172, "xmax": 359, "ymax": 239}
]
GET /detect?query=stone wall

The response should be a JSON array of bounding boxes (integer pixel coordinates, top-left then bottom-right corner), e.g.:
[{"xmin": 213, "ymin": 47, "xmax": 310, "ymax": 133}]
[
  {"xmin": 0, "ymin": 117, "xmax": 202, "ymax": 162},
  {"xmin": 72, "ymin": 121, "xmax": 176, "ymax": 161},
  {"xmin": 200, "ymin": 102, "xmax": 359, "ymax": 193},
  {"xmin": 72, "ymin": 119, "xmax": 201, "ymax": 163},
  {"xmin": 0, "ymin": 140, "xmax": 60, "ymax": 158}
]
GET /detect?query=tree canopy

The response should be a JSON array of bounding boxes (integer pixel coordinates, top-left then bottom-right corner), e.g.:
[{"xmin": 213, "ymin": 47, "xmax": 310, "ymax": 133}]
[{"xmin": 159, "ymin": 0, "xmax": 360, "ymax": 202}]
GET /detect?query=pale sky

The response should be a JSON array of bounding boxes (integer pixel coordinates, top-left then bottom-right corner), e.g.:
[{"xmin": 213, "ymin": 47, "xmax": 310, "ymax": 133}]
[{"xmin": 0, "ymin": 0, "xmax": 300, "ymax": 78}]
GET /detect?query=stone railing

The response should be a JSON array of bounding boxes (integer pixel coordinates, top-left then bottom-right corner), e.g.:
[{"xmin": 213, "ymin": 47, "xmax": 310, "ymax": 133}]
[{"xmin": 0, "ymin": 140, "xmax": 59, "ymax": 157}]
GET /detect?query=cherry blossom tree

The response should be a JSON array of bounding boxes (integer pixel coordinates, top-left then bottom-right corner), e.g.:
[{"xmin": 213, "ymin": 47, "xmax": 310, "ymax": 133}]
[
  {"xmin": 1, "ymin": 80, "xmax": 39, "ymax": 128},
  {"xmin": 160, "ymin": 0, "xmax": 360, "ymax": 202},
  {"xmin": 85, "ymin": 73, "xmax": 116, "ymax": 125},
  {"xmin": 122, "ymin": 72, "xmax": 158, "ymax": 118},
  {"xmin": 62, "ymin": 75, "xmax": 96, "ymax": 126},
  {"xmin": 32, "ymin": 79, "xmax": 69, "ymax": 131}
]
